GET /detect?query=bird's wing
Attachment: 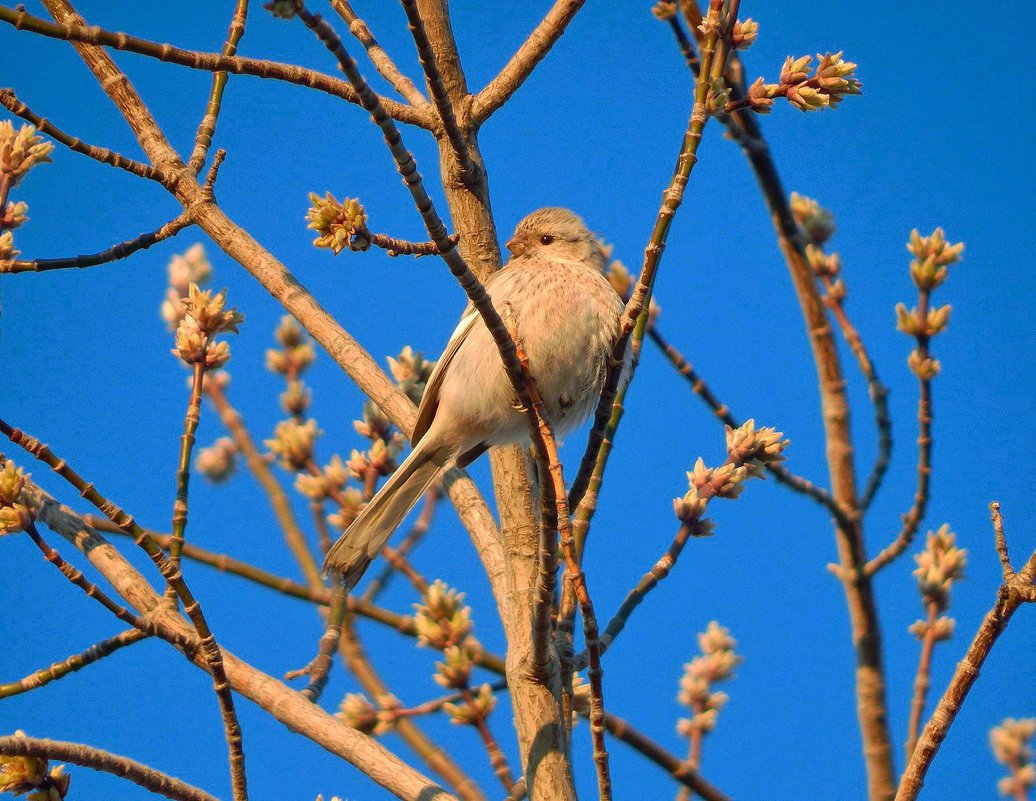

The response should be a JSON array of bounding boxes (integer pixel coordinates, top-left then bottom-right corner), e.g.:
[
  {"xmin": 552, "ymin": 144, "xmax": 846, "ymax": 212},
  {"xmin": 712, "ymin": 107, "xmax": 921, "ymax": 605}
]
[{"xmin": 411, "ymin": 304, "xmax": 479, "ymax": 445}]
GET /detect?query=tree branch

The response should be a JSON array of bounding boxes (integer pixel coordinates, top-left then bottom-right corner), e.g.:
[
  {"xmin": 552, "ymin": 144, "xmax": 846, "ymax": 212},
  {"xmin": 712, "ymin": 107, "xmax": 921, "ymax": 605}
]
[
  {"xmin": 329, "ymin": 0, "xmax": 429, "ymax": 108},
  {"xmin": 1, "ymin": 212, "xmax": 192, "ymax": 274},
  {"xmin": 896, "ymin": 510, "xmax": 1036, "ymax": 800},
  {"xmin": 0, "ymin": 5, "xmax": 432, "ymax": 129},
  {"xmin": 399, "ymin": 0, "xmax": 475, "ymax": 180},
  {"xmin": 0, "ymin": 88, "xmax": 169, "ymax": 183},
  {"xmin": 471, "ymin": 0, "xmax": 586, "ymax": 125},
  {"xmin": 187, "ymin": 0, "xmax": 249, "ymax": 173},
  {"xmin": 0, "ymin": 735, "xmax": 219, "ymax": 801},
  {"xmin": 0, "ymin": 628, "xmax": 147, "ymax": 699}
]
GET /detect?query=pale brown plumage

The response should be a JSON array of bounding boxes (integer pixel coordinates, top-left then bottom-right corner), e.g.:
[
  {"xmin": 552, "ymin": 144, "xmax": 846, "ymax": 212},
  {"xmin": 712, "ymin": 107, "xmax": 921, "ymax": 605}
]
[{"xmin": 324, "ymin": 208, "xmax": 630, "ymax": 588}]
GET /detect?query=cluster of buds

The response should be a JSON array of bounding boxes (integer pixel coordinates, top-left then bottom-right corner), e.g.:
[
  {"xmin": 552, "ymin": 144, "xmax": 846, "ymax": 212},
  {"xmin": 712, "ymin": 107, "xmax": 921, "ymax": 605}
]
[
  {"xmin": 907, "ymin": 227, "xmax": 964, "ymax": 292},
  {"xmin": 171, "ymin": 284, "xmax": 243, "ymax": 369},
  {"xmin": 433, "ymin": 643, "xmax": 483, "ymax": 690},
  {"xmin": 325, "ymin": 487, "xmax": 364, "ymax": 531},
  {"xmin": 791, "ymin": 193, "xmax": 848, "ymax": 305},
  {"xmin": 990, "ymin": 718, "xmax": 1036, "ymax": 799},
  {"xmin": 295, "ymin": 454, "xmax": 348, "ymax": 503},
  {"xmin": 730, "ymin": 18, "xmax": 759, "ymax": 50},
  {"xmin": 912, "ymin": 524, "xmax": 966, "ymax": 612},
  {"xmin": 0, "ymin": 735, "xmax": 70, "ymax": 801},
  {"xmin": 442, "ymin": 683, "xmax": 497, "ymax": 726},
  {"xmin": 306, "ymin": 193, "xmax": 370, "ymax": 254},
  {"xmin": 677, "ymin": 622, "xmax": 742, "ymax": 737},
  {"xmin": 744, "ymin": 52, "xmax": 861, "ymax": 114},
  {"xmin": 265, "ymin": 418, "xmax": 321, "ymax": 472},
  {"xmin": 896, "ymin": 227, "xmax": 963, "ymax": 380},
  {"xmin": 346, "ymin": 437, "xmax": 403, "ymax": 481},
  {"xmin": 0, "ymin": 122, "xmax": 53, "ymax": 272},
  {"xmin": 650, "ymin": 1, "xmax": 676, "ymax": 20},
  {"xmin": 1, "ymin": 122, "xmax": 54, "ymax": 187},
  {"xmin": 0, "ymin": 460, "xmax": 33, "ymax": 535},
  {"xmin": 195, "ymin": 436, "xmax": 238, "ymax": 483},
  {"xmin": 387, "ymin": 347, "xmax": 436, "ymax": 406},
  {"xmin": 160, "ymin": 244, "xmax": 213, "ymax": 329},
  {"xmin": 413, "ymin": 580, "xmax": 491, "ymax": 714},
  {"xmin": 266, "ymin": 316, "xmax": 316, "ymax": 416},
  {"xmin": 790, "ymin": 192, "xmax": 835, "ymax": 245},
  {"xmin": 263, "ymin": 0, "xmax": 301, "ymax": 19},
  {"xmin": 0, "ymin": 230, "xmax": 17, "ymax": 269},
  {"xmin": 414, "ymin": 580, "xmax": 474, "ymax": 649},
  {"xmin": 2, "ymin": 200, "xmax": 27, "ymax": 230},
  {"xmin": 599, "ymin": 244, "xmax": 661, "ymax": 324},
  {"xmin": 674, "ymin": 420, "xmax": 788, "ymax": 535},
  {"xmin": 335, "ymin": 692, "xmax": 394, "ymax": 736}
]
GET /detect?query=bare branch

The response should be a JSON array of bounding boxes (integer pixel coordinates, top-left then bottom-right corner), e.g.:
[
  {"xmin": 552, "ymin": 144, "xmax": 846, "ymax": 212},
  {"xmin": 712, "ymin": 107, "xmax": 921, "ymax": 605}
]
[
  {"xmin": 399, "ymin": 0, "xmax": 475, "ymax": 180},
  {"xmin": 1, "ymin": 213, "xmax": 192, "ymax": 274},
  {"xmin": 329, "ymin": 0, "xmax": 429, "ymax": 107},
  {"xmin": 0, "ymin": 628, "xmax": 146, "ymax": 699},
  {"xmin": 27, "ymin": 478, "xmax": 462, "ymax": 801},
  {"xmin": 896, "ymin": 547, "xmax": 1036, "ymax": 799},
  {"xmin": 471, "ymin": 0, "xmax": 586, "ymax": 125},
  {"xmin": 0, "ymin": 734, "xmax": 219, "ymax": 801},
  {"xmin": 0, "ymin": 88, "xmax": 168, "ymax": 183},
  {"xmin": 2, "ymin": 416, "xmax": 249, "ymax": 801},
  {"xmin": 0, "ymin": 5, "xmax": 432, "ymax": 129},
  {"xmin": 188, "ymin": 0, "xmax": 249, "ymax": 172}
]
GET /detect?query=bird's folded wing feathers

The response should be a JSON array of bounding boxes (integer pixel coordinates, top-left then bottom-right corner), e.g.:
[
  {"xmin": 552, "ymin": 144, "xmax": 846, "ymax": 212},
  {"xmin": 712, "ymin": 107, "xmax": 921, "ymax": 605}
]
[{"xmin": 411, "ymin": 304, "xmax": 479, "ymax": 445}]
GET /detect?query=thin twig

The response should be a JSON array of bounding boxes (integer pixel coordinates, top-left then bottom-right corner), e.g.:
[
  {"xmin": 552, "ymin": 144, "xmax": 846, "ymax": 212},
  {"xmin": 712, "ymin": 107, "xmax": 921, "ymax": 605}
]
[
  {"xmin": 0, "ymin": 628, "xmax": 146, "ymax": 698},
  {"xmin": 896, "ymin": 525, "xmax": 1036, "ymax": 800},
  {"xmin": 460, "ymin": 686, "xmax": 518, "ymax": 793},
  {"xmin": 368, "ymin": 230, "xmax": 459, "ymax": 257},
  {"xmin": 188, "ymin": 0, "xmax": 249, "ymax": 172},
  {"xmin": 361, "ymin": 488, "xmax": 438, "ymax": 602},
  {"xmin": 646, "ymin": 321, "xmax": 848, "ymax": 526},
  {"xmin": 0, "ymin": 735, "xmax": 219, "ymax": 801},
  {"xmin": 0, "ymin": 88, "xmax": 168, "ymax": 183},
  {"xmin": 205, "ymin": 382, "xmax": 323, "ymax": 586},
  {"xmin": 1, "ymin": 213, "xmax": 193, "ymax": 274},
  {"xmin": 0, "ymin": 5, "xmax": 431, "ymax": 129},
  {"xmin": 904, "ymin": 602, "xmax": 939, "ymax": 762},
  {"xmin": 399, "ymin": 0, "xmax": 475, "ymax": 180},
  {"xmin": 22, "ymin": 520, "xmax": 193, "ymax": 650},
  {"xmin": 991, "ymin": 502, "xmax": 1015, "ymax": 581},
  {"xmin": 292, "ymin": 584, "xmax": 347, "ymax": 702},
  {"xmin": 670, "ymin": 4, "xmax": 897, "ymax": 791},
  {"xmin": 1, "ymin": 419, "xmax": 249, "ymax": 801},
  {"xmin": 599, "ymin": 711, "xmax": 730, "ymax": 801},
  {"xmin": 865, "ymin": 284, "xmax": 934, "ymax": 576},
  {"xmin": 329, "ymin": 0, "xmax": 429, "ymax": 107},
  {"xmin": 169, "ymin": 362, "xmax": 206, "ymax": 571}
]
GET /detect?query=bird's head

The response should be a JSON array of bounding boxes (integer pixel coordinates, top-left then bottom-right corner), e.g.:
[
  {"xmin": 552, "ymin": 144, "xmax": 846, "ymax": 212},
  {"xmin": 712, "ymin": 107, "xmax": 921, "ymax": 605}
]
[{"xmin": 505, "ymin": 207, "xmax": 604, "ymax": 266}]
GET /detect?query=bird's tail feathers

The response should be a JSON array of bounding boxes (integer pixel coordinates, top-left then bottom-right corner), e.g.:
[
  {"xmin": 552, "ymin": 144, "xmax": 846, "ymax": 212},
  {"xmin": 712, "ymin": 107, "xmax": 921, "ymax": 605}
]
[{"xmin": 324, "ymin": 438, "xmax": 450, "ymax": 590}]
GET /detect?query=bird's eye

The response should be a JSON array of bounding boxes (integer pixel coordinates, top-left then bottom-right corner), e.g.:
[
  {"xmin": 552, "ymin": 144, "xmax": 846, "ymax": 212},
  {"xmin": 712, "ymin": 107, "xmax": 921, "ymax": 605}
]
[{"xmin": 539, "ymin": 234, "xmax": 555, "ymax": 246}]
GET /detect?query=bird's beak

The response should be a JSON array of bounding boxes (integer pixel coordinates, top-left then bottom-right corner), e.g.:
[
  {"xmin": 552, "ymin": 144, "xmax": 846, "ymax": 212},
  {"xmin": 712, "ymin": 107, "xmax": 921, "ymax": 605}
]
[{"xmin": 506, "ymin": 236, "xmax": 523, "ymax": 257}]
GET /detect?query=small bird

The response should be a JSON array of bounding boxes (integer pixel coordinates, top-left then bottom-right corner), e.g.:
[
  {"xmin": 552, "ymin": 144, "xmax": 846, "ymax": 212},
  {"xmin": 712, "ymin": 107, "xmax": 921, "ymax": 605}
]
[{"xmin": 324, "ymin": 208, "xmax": 630, "ymax": 588}]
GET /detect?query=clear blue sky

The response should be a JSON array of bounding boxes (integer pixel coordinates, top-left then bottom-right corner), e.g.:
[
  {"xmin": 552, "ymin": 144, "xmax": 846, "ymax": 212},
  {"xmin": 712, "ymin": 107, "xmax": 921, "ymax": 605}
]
[{"xmin": 2, "ymin": 2, "xmax": 1034, "ymax": 800}]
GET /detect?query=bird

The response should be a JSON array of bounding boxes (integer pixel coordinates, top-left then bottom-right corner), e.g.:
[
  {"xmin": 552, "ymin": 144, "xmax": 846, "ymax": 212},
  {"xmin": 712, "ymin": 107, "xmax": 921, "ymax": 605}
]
[{"xmin": 324, "ymin": 207, "xmax": 630, "ymax": 588}]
